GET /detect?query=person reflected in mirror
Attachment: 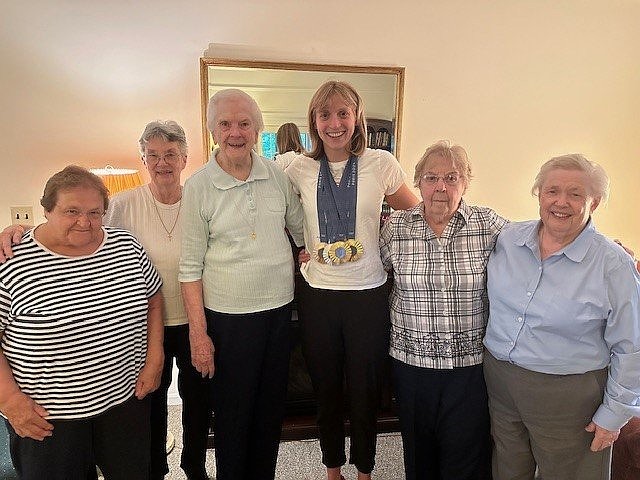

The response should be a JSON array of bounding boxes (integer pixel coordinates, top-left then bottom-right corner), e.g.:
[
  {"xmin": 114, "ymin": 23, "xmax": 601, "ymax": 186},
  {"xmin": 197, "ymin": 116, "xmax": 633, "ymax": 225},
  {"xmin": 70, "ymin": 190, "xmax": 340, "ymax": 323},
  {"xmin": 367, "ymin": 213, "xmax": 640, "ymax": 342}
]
[
  {"xmin": 284, "ymin": 80, "xmax": 418, "ymax": 480},
  {"xmin": 483, "ymin": 154, "xmax": 640, "ymax": 480},
  {"xmin": 179, "ymin": 89, "xmax": 304, "ymax": 480},
  {"xmin": 0, "ymin": 166, "xmax": 163, "ymax": 480},
  {"xmin": 274, "ymin": 122, "xmax": 306, "ymax": 170},
  {"xmin": 380, "ymin": 141, "xmax": 506, "ymax": 480}
]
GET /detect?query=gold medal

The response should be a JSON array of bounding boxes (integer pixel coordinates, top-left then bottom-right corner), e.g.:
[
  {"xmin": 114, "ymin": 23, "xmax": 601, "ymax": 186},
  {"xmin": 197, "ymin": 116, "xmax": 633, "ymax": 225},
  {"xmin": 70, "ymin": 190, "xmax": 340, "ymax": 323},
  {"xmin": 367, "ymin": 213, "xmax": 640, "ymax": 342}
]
[
  {"xmin": 315, "ymin": 239, "xmax": 364, "ymax": 265},
  {"xmin": 322, "ymin": 247, "xmax": 332, "ymax": 265},
  {"xmin": 347, "ymin": 239, "xmax": 364, "ymax": 261},
  {"xmin": 314, "ymin": 242, "xmax": 328, "ymax": 264},
  {"xmin": 328, "ymin": 241, "xmax": 349, "ymax": 264}
]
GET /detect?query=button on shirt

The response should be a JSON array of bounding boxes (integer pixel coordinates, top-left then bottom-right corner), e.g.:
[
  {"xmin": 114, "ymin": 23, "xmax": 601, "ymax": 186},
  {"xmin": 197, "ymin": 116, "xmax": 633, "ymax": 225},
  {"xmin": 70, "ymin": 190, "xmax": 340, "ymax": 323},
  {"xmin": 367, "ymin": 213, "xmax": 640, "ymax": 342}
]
[
  {"xmin": 380, "ymin": 200, "xmax": 507, "ymax": 369},
  {"xmin": 484, "ymin": 219, "xmax": 640, "ymax": 430}
]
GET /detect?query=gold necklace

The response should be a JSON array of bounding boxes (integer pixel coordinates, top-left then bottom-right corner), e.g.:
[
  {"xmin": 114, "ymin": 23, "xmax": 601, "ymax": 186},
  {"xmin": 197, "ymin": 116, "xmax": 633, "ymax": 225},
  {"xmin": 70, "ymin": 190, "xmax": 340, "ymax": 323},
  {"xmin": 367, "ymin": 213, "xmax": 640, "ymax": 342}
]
[{"xmin": 152, "ymin": 195, "xmax": 182, "ymax": 241}]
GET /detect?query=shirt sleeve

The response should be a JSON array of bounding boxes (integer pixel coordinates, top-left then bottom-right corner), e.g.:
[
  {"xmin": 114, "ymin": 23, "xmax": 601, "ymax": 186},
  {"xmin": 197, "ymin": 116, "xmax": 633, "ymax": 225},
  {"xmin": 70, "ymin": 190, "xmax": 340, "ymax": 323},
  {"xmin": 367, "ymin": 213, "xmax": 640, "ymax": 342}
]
[
  {"xmin": 178, "ymin": 175, "xmax": 211, "ymax": 283},
  {"xmin": 103, "ymin": 191, "xmax": 127, "ymax": 228},
  {"xmin": 284, "ymin": 177, "xmax": 305, "ymax": 247},
  {"xmin": 132, "ymin": 236, "xmax": 162, "ymax": 298},
  {"xmin": 379, "ymin": 212, "xmax": 396, "ymax": 272},
  {"xmin": 0, "ymin": 282, "xmax": 10, "ymax": 332},
  {"xmin": 378, "ymin": 150, "xmax": 407, "ymax": 196},
  {"xmin": 592, "ymin": 260, "xmax": 640, "ymax": 430}
]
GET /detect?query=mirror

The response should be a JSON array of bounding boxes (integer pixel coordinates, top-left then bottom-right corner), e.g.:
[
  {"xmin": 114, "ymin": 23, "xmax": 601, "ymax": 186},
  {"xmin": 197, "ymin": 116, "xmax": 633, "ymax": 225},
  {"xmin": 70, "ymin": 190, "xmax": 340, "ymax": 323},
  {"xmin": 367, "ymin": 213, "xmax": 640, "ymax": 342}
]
[{"xmin": 200, "ymin": 58, "xmax": 405, "ymax": 161}]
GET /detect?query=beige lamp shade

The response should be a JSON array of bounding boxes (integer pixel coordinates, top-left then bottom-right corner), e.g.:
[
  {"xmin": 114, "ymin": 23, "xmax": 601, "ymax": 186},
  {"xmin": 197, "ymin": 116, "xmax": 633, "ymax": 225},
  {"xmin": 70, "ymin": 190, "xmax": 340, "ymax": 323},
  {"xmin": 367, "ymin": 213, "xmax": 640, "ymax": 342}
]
[{"xmin": 90, "ymin": 165, "xmax": 143, "ymax": 196}]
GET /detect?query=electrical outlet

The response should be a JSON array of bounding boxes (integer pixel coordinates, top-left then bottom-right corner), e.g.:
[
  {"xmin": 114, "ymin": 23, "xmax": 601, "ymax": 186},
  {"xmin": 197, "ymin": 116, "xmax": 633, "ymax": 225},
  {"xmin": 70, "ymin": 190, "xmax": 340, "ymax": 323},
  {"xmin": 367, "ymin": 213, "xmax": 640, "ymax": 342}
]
[{"xmin": 10, "ymin": 206, "xmax": 34, "ymax": 226}]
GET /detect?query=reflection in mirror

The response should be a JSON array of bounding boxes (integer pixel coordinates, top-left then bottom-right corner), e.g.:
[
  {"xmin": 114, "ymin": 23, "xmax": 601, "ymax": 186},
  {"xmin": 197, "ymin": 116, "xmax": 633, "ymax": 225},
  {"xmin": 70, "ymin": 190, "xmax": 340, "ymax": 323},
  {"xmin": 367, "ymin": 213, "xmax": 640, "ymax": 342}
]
[{"xmin": 200, "ymin": 58, "xmax": 404, "ymax": 161}]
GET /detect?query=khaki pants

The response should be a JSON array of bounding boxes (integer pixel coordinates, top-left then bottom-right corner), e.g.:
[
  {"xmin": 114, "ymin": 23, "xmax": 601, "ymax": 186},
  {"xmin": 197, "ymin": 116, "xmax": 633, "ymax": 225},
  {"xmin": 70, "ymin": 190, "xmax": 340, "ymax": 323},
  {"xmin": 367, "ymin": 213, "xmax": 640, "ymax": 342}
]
[{"xmin": 483, "ymin": 352, "xmax": 611, "ymax": 480}]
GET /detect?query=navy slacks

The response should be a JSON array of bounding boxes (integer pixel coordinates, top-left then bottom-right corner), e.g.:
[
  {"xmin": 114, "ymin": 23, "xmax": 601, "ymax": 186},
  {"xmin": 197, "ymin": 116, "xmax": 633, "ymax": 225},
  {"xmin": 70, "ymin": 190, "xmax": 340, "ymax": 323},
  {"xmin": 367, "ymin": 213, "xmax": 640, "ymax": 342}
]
[
  {"xmin": 149, "ymin": 323, "xmax": 211, "ymax": 480},
  {"xmin": 205, "ymin": 303, "xmax": 291, "ymax": 480},
  {"xmin": 393, "ymin": 359, "xmax": 491, "ymax": 480},
  {"xmin": 298, "ymin": 282, "xmax": 390, "ymax": 474},
  {"xmin": 8, "ymin": 395, "xmax": 150, "ymax": 480}
]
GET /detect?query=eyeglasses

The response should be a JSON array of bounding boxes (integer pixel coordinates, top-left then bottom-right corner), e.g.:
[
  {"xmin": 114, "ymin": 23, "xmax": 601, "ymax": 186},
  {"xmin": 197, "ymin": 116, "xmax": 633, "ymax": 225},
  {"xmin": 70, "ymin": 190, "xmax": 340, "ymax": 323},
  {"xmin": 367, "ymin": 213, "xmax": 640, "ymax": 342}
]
[
  {"xmin": 144, "ymin": 152, "xmax": 181, "ymax": 164},
  {"xmin": 58, "ymin": 208, "xmax": 105, "ymax": 220},
  {"xmin": 420, "ymin": 173, "xmax": 461, "ymax": 185}
]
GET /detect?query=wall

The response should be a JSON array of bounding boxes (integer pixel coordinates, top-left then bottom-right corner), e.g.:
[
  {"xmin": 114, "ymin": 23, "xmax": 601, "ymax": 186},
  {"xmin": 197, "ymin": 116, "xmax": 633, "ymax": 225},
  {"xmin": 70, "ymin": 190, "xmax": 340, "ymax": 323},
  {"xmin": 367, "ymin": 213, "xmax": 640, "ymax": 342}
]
[{"xmin": 1, "ymin": 0, "xmax": 638, "ymax": 248}]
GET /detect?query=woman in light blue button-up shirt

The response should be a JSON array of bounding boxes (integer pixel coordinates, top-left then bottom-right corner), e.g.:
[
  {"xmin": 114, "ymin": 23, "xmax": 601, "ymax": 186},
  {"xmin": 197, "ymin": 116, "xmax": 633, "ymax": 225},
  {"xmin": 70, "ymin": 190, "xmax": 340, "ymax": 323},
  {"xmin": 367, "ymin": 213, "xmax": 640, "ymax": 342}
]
[{"xmin": 484, "ymin": 153, "xmax": 640, "ymax": 480}]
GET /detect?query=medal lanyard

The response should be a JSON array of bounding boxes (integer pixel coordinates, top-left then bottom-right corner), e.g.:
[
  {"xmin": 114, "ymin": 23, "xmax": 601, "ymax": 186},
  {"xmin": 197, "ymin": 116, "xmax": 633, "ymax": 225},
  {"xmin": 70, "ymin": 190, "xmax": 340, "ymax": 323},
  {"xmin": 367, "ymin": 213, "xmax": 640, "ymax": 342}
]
[{"xmin": 317, "ymin": 155, "xmax": 358, "ymax": 243}]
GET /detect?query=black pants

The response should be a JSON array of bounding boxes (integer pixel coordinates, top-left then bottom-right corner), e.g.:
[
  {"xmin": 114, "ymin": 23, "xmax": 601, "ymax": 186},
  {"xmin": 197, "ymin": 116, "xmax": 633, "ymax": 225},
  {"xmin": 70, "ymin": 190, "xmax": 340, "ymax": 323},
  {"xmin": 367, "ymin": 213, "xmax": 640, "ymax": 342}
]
[
  {"xmin": 205, "ymin": 303, "xmax": 291, "ymax": 480},
  {"xmin": 149, "ymin": 324, "xmax": 211, "ymax": 480},
  {"xmin": 8, "ymin": 396, "xmax": 150, "ymax": 480},
  {"xmin": 298, "ymin": 282, "xmax": 390, "ymax": 474},
  {"xmin": 393, "ymin": 360, "xmax": 491, "ymax": 480}
]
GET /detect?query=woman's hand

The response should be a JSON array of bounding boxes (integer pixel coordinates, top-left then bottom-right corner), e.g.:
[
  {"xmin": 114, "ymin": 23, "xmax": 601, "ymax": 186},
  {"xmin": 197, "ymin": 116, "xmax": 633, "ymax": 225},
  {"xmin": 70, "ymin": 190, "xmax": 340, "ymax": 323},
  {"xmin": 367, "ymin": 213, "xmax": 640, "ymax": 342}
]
[
  {"xmin": 135, "ymin": 352, "xmax": 164, "ymax": 399},
  {"xmin": 0, "ymin": 224, "xmax": 27, "ymax": 262},
  {"xmin": 190, "ymin": 331, "xmax": 215, "ymax": 378},
  {"xmin": 298, "ymin": 248, "xmax": 311, "ymax": 264},
  {"xmin": 2, "ymin": 391, "xmax": 53, "ymax": 440},
  {"xmin": 585, "ymin": 421, "xmax": 620, "ymax": 451}
]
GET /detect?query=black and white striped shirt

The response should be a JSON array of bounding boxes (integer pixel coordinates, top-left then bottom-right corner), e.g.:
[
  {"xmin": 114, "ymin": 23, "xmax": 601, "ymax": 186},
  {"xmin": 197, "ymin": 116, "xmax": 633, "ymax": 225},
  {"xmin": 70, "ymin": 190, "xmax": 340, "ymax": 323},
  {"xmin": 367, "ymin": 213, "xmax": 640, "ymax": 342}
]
[
  {"xmin": 0, "ymin": 227, "xmax": 162, "ymax": 419},
  {"xmin": 380, "ymin": 200, "xmax": 508, "ymax": 369}
]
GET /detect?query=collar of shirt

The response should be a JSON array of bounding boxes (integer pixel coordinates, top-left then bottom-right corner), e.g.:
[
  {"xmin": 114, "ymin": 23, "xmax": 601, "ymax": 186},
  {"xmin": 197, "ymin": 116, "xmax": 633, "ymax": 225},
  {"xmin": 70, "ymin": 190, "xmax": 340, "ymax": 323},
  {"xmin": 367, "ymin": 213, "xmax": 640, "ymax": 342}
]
[
  {"xmin": 515, "ymin": 217, "xmax": 596, "ymax": 263},
  {"xmin": 207, "ymin": 149, "xmax": 270, "ymax": 190},
  {"xmin": 408, "ymin": 198, "xmax": 471, "ymax": 240}
]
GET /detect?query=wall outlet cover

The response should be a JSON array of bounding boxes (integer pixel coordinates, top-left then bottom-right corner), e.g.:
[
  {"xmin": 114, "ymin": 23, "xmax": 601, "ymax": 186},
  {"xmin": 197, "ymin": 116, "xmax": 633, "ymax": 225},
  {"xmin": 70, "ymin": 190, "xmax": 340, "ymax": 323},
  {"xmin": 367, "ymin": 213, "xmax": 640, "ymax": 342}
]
[{"xmin": 10, "ymin": 206, "xmax": 34, "ymax": 226}]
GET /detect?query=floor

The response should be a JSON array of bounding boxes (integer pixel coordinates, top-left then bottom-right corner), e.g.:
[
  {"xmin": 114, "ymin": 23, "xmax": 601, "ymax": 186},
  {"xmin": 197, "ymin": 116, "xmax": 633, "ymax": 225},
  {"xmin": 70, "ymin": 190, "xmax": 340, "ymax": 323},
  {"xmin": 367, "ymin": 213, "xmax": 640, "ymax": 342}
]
[{"xmin": 165, "ymin": 405, "xmax": 406, "ymax": 479}]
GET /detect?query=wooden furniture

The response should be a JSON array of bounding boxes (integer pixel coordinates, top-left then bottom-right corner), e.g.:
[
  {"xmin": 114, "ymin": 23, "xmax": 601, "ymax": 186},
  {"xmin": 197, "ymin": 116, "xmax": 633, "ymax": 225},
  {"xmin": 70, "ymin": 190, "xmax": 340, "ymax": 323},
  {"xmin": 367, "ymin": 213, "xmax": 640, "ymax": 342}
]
[{"xmin": 612, "ymin": 417, "xmax": 640, "ymax": 480}]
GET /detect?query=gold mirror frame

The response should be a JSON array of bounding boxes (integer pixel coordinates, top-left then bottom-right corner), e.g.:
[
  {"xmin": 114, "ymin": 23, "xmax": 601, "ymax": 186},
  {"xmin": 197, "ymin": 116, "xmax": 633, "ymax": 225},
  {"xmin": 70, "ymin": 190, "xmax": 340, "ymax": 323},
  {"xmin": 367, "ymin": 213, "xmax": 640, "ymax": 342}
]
[{"xmin": 200, "ymin": 58, "xmax": 405, "ymax": 161}]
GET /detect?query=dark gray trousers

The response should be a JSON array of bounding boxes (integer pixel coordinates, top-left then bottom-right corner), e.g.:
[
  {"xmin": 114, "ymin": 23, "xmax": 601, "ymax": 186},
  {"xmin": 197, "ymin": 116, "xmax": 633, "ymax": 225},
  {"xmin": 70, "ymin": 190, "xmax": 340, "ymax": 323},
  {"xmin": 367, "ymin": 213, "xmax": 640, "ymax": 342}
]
[{"xmin": 483, "ymin": 351, "xmax": 611, "ymax": 480}]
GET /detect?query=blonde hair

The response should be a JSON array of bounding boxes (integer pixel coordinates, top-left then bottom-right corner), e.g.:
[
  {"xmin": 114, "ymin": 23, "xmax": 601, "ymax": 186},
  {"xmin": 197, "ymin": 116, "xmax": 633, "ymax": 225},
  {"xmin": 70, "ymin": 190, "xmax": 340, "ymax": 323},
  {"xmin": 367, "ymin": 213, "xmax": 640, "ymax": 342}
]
[
  {"xmin": 307, "ymin": 81, "xmax": 367, "ymax": 159},
  {"xmin": 276, "ymin": 123, "xmax": 305, "ymax": 154}
]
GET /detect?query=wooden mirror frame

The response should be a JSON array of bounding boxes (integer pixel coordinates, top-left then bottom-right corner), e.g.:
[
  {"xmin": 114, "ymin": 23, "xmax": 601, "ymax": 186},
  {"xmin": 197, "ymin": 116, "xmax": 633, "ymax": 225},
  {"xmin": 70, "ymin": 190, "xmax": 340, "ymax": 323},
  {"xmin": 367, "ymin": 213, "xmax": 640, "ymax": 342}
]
[{"xmin": 200, "ymin": 58, "xmax": 405, "ymax": 161}]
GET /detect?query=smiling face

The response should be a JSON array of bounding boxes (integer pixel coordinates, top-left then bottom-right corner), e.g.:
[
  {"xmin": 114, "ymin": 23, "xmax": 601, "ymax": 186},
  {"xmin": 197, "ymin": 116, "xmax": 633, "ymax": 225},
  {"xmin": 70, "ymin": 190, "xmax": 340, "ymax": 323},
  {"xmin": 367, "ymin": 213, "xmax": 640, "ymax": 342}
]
[
  {"xmin": 419, "ymin": 154, "xmax": 467, "ymax": 223},
  {"xmin": 314, "ymin": 94, "xmax": 357, "ymax": 162},
  {"xmin": 538, "ymin": 168, "xmax": 599, "ymax": 243},
  {"xmin": 143, "ymin": 137, "xmax": 186, "ymax": 190},
  {"xmin": 211, "ymin": 96, "xmax": 258, "ymax": 165},
  {"xmin": 44, "ymin": 186, "xmax": 105, "ymax": 252}
]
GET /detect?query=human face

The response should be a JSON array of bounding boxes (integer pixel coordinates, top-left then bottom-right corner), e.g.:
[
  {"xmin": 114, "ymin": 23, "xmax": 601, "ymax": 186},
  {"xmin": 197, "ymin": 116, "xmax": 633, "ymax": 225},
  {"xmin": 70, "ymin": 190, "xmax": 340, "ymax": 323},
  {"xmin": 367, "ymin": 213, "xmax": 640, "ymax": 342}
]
[
  {"xmin": 211, "ymin": 97, "xmax": 258, "ymax": 165},
  {"xmin": 143, "ymin": 137, "xmax": 186, "ymax": 189},
  {"xmin": 419, "ymin": 155, "xmax": 466, "ymax": 222},
  {"xmin": 538, "ymin": 168, "xmax": 599, "ymax": 243},
  {"xmin": 314, "ymin": 94, "xmax": 356, "ymax": 161},
  {"xmin": 44, "ymin": 186, "xmax": 105, "ymax": 251}
]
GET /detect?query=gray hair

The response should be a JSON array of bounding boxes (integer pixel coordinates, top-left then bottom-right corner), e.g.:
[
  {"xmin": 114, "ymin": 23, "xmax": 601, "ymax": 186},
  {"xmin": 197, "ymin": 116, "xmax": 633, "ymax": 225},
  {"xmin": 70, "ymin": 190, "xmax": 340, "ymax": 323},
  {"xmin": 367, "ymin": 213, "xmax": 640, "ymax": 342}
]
[
  {"xmin": 206, "ymin": 89, "xmax": 264, "ymax": 134},
  {"xmin": 531, "ymin": 153, "xmax": 610, "ymax": 204},
  {"xmin": 139, "ymin": 120, "xmax": 188, "ymax": 156},
  {"xmin": 413, "ymin": 140, "xmax": 472, "ymax": 188}
]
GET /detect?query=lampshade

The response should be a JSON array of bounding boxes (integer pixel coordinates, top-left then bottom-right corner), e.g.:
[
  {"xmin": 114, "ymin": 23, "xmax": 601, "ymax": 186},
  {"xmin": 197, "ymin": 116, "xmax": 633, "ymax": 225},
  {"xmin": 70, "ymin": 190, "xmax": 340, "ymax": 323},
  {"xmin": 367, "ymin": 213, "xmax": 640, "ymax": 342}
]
[{"xmin": 90, "ymin": 165, "xmax": 144, "ymax": 196}]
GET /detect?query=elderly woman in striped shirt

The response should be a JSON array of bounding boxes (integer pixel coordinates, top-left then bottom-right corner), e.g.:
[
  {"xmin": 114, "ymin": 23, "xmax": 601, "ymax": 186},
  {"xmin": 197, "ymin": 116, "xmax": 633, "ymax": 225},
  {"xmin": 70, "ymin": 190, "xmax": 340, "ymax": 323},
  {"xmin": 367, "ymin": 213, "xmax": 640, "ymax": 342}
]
[
  {"xmin": 0, "ymin": 165, "xmax": 163, "ymax": 480},
  {"xmin": 380, "ymin": 141, "xmax": 507, "ymax": 480}
]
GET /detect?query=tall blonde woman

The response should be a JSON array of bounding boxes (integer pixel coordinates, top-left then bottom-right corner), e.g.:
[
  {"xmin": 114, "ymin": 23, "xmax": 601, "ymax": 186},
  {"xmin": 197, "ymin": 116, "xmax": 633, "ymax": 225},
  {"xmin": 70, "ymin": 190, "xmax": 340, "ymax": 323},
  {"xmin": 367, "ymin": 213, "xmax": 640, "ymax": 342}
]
[{"xmin": 285, "ymin": 80, "xmax": 418, "ymax": 480}]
